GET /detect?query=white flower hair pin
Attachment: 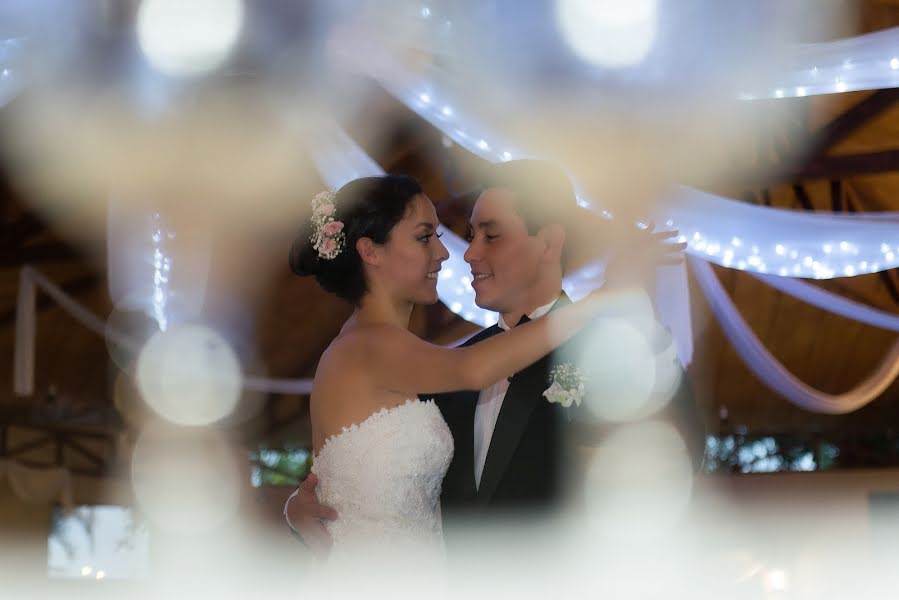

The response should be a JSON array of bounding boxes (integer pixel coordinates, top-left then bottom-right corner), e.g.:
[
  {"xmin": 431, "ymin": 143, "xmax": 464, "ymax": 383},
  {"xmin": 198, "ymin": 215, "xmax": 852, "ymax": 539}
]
[
  {"xmin": 543, "ymin": 363, "xmax": 587, "ymax": 408},
  {"xmin": 310, "ymin": 190, "xmax": 346, "ymax": 260}
]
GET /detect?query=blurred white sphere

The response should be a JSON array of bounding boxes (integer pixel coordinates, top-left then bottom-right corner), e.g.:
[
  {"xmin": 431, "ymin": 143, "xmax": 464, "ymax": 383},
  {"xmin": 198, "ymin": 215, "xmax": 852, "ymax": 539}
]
[
  {"xmin": 131, "ymin": 426, "xmax": 242, "ymax": 535},
  {"xmin": 594, "ymin": 288, "xmax": 658, "ymax": 340},
  {"xmin": 576, "ymin": 318, "xmax": 657, "ymax": 422},
  {"xmin": 636, "ymin": 323, "xmax": 684, "ymax": 418},
  {"xmin": 584, "ymin": 421, "xmax": 693, "ymax": 540},
  {"xmin": 137, "ymin": 0, "xmax": 244, "ymax": 77},
  {"xmin": 555, "ymin": 0, "xmax": 659, "ymax": 68},
  {"xmin": 136, "ymin": 324, "xmax": 242, "ymax": 426}
]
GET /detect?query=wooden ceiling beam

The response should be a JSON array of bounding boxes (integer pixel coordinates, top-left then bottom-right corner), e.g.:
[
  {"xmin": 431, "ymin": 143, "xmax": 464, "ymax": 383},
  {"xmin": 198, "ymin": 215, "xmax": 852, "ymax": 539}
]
[
  {"xmin": 738, "ymin": 90, "xmax": 899, "ymax": 185},
  {"xmin": 809, "ymin": 88, "xmax": 899, "ymax": 155},
  {"xmin": 793, "ymin": 148, "xmax": 899, "ymax": 179}
]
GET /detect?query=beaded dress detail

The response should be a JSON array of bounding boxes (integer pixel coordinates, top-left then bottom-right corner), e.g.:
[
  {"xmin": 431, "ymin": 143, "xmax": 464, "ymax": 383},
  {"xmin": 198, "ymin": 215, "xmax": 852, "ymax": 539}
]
[{"xmin": 311, "ymin": 399, "xmax": 454, "ymax": 563}]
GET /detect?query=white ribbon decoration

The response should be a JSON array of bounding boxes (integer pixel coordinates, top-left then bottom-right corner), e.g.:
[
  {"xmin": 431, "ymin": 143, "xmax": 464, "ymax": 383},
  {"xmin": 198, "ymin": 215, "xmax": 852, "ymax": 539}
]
[
  {"xmin": 748, "ymin": 26, "xmax": 899, "ymax": 99},
  {"xmin": 329, "ymin": 30, "xmax": 899, "ymax": 281},
  {"xmin": 689, "ymin": 256, "xmax": 899, "ymax": 414},
  {"xmin": 750, "ymin": 272, "xmax": 899, "ymax": 333}
]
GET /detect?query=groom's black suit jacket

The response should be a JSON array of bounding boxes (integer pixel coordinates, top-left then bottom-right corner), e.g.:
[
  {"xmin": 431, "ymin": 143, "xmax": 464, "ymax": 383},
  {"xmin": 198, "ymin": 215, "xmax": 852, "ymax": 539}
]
[
  {"xmin": 428, "ymin": 296, "xmax": 705, "ymax": 521},
  {"xmin": 430, "ymin": 295, "xmax": 578, "ymax": 518},
  {"xmin": 434, "ymin": 320, "xmax": 570, "ymax": 514}
]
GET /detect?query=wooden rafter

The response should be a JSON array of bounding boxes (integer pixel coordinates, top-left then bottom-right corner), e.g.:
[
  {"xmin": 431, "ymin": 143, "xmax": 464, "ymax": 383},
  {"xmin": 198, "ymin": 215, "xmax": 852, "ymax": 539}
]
[
  {"xmin": 794, "ymin": 149, "xmax": 899, "ymax": 179},
  {"xmin": 748, "ymin": 89, "xmax": 899, "ymax": 183},
  {"xmin": 809, "ymin": 88, "xmax": 899, "ymax": 154},
  {"xmin": 0, "ymin": 419, "xmax": 117, "ymax": 478},
  {"xmin": 791, "ymin": 183, "xmax": 815, "ymax": 211}
]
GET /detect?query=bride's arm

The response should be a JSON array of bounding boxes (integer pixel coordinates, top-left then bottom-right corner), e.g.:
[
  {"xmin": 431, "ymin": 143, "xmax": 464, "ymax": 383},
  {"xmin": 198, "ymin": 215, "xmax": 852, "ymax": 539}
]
[{"xmin": 357, "ymin": 291, "xmax": 610, "ymax": 394}]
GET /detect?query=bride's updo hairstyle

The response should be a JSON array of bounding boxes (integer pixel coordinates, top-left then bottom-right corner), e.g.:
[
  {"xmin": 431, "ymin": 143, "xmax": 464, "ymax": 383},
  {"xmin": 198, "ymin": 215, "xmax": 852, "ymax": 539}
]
[{"xmin": 289, "ymin": 175, "xmax": 424, "ymax": 304}]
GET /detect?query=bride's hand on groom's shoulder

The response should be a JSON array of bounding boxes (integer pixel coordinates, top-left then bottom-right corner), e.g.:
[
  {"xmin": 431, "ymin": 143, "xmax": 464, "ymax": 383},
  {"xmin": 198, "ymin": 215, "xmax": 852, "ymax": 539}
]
[
  {"xmin": 284, "ymin": 473, "xmax": 337, "ymax": 560},
  {"xmin": 604, "ymin": 223, "xmax": 686, "ymax": 291}
]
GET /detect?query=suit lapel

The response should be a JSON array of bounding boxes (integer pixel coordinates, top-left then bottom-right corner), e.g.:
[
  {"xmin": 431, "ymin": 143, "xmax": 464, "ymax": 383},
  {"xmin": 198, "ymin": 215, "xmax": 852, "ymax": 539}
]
[
  {"xmin": 476, "ymin": 353, "xmax": 551, "ymax": 504},
  {"xmin": 476, "ymin": 294, "xmax": 572, "ymax": 504},
  {"xmin": 435, "ymin": 390, "xmax": 479, "ymax": 503},
  {"xmin": 435, "ymin": 325, "xmax": 503, "ymax": 506}
]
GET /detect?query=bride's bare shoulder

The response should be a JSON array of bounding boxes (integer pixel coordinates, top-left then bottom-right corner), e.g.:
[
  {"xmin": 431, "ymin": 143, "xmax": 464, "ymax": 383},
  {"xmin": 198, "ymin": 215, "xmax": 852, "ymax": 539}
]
[
  {"xmin": 319, "ymin": 323, "xmax": 406, "ymax": 369},
  {"xmin": 330, "ymin": 323, "xmax": 408, "ymax": 353}
]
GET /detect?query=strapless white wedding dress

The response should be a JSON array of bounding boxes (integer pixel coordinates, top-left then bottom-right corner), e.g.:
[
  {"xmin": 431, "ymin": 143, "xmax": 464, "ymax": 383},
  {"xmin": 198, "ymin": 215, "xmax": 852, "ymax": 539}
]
[{"xmin": 311, "ymin": 398, "xmax": 454, "ymax": 568}]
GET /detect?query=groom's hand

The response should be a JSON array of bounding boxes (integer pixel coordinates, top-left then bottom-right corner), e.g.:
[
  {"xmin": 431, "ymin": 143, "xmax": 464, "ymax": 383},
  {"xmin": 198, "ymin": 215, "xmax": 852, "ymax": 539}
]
[{"xmin": 284, "ymin": 473, "xmax": 337, "ymax": 560}]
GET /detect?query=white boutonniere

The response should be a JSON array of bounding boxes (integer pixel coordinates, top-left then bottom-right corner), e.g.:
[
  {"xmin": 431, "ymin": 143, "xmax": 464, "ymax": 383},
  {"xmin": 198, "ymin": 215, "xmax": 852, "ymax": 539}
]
[{"xmin": 542, "ymin": 363, "xmax": 587, "ymax": 408}]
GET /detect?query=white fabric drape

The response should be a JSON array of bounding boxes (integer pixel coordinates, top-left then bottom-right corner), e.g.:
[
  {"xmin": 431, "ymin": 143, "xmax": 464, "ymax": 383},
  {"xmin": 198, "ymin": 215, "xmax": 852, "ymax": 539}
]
[
  {"xmin": 751, "ymin": 271, "xmax": 899, "ymax": 333},
  {"xmin": 690, "ymin": 256, "xmax": 899, "ymax": 414},
  {"xmin": 768, "ymin": 26, "xmax": 899, "ymax": 98},
  {"xmin": 329, "ymin": 33, "xmax": 899, "ymax": 280}
]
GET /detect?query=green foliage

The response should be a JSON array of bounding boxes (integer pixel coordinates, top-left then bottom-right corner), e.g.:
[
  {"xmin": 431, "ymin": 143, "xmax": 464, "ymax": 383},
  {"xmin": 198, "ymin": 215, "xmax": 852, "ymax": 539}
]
[{"xmin": 249, "ymin": 448, "xmax": 312, "ymax": 487}]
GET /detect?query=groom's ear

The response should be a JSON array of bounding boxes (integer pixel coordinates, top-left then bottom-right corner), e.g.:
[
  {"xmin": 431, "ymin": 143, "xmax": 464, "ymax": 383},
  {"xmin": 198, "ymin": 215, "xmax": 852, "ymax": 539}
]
[
  {"xmin": 537, "ymin": 223, "xmax": 565, "ymax": 264},
  {"xmin": 356, "ymin": 237, "xmax": 381, "ymax": 266}
]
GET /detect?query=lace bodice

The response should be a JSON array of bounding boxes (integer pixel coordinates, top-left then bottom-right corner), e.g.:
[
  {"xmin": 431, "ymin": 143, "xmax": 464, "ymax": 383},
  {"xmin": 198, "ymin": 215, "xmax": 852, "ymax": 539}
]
[{"xmin": 311, "ymin": 398, "xmax": 454, "ymax": 563}]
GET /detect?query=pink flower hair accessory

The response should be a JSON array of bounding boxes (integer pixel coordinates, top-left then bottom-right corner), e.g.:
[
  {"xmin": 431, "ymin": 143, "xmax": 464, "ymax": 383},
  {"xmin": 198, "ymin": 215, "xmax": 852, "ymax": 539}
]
[{"xmin": 310, "ymin": 191, "xmax": 346, "ymax": 260}]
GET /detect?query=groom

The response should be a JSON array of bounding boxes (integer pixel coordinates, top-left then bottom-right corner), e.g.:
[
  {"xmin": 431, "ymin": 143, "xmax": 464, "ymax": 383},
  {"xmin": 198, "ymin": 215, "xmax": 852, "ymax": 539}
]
[
  {"xmin": 435, "ymin": 159, "xmax": 586, "ymax": 515},
  {"xmin": 285, "ymin": 160, "xmax": 701, "ymax": 552}
]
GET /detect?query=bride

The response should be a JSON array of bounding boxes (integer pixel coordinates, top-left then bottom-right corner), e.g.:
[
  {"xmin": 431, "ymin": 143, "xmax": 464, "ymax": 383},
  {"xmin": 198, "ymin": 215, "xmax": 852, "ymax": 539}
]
[{"xmin": 287, "ymin": 174, "xmax": 607, "ymax": 568}]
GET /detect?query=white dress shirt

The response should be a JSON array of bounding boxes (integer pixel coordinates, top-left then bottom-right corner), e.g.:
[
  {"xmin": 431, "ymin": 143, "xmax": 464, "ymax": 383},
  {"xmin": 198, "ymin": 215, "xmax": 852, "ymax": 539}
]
[{"xmin": 473, "ymin": 297, "xmax": 560, "ymax": 489}]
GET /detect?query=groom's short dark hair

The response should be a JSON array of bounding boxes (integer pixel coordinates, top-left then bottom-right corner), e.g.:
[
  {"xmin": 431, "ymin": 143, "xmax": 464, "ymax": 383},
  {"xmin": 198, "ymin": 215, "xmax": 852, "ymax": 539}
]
[{"xmin": 481, "ymin": 159, "xmax": 577, "ymax": 235}]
